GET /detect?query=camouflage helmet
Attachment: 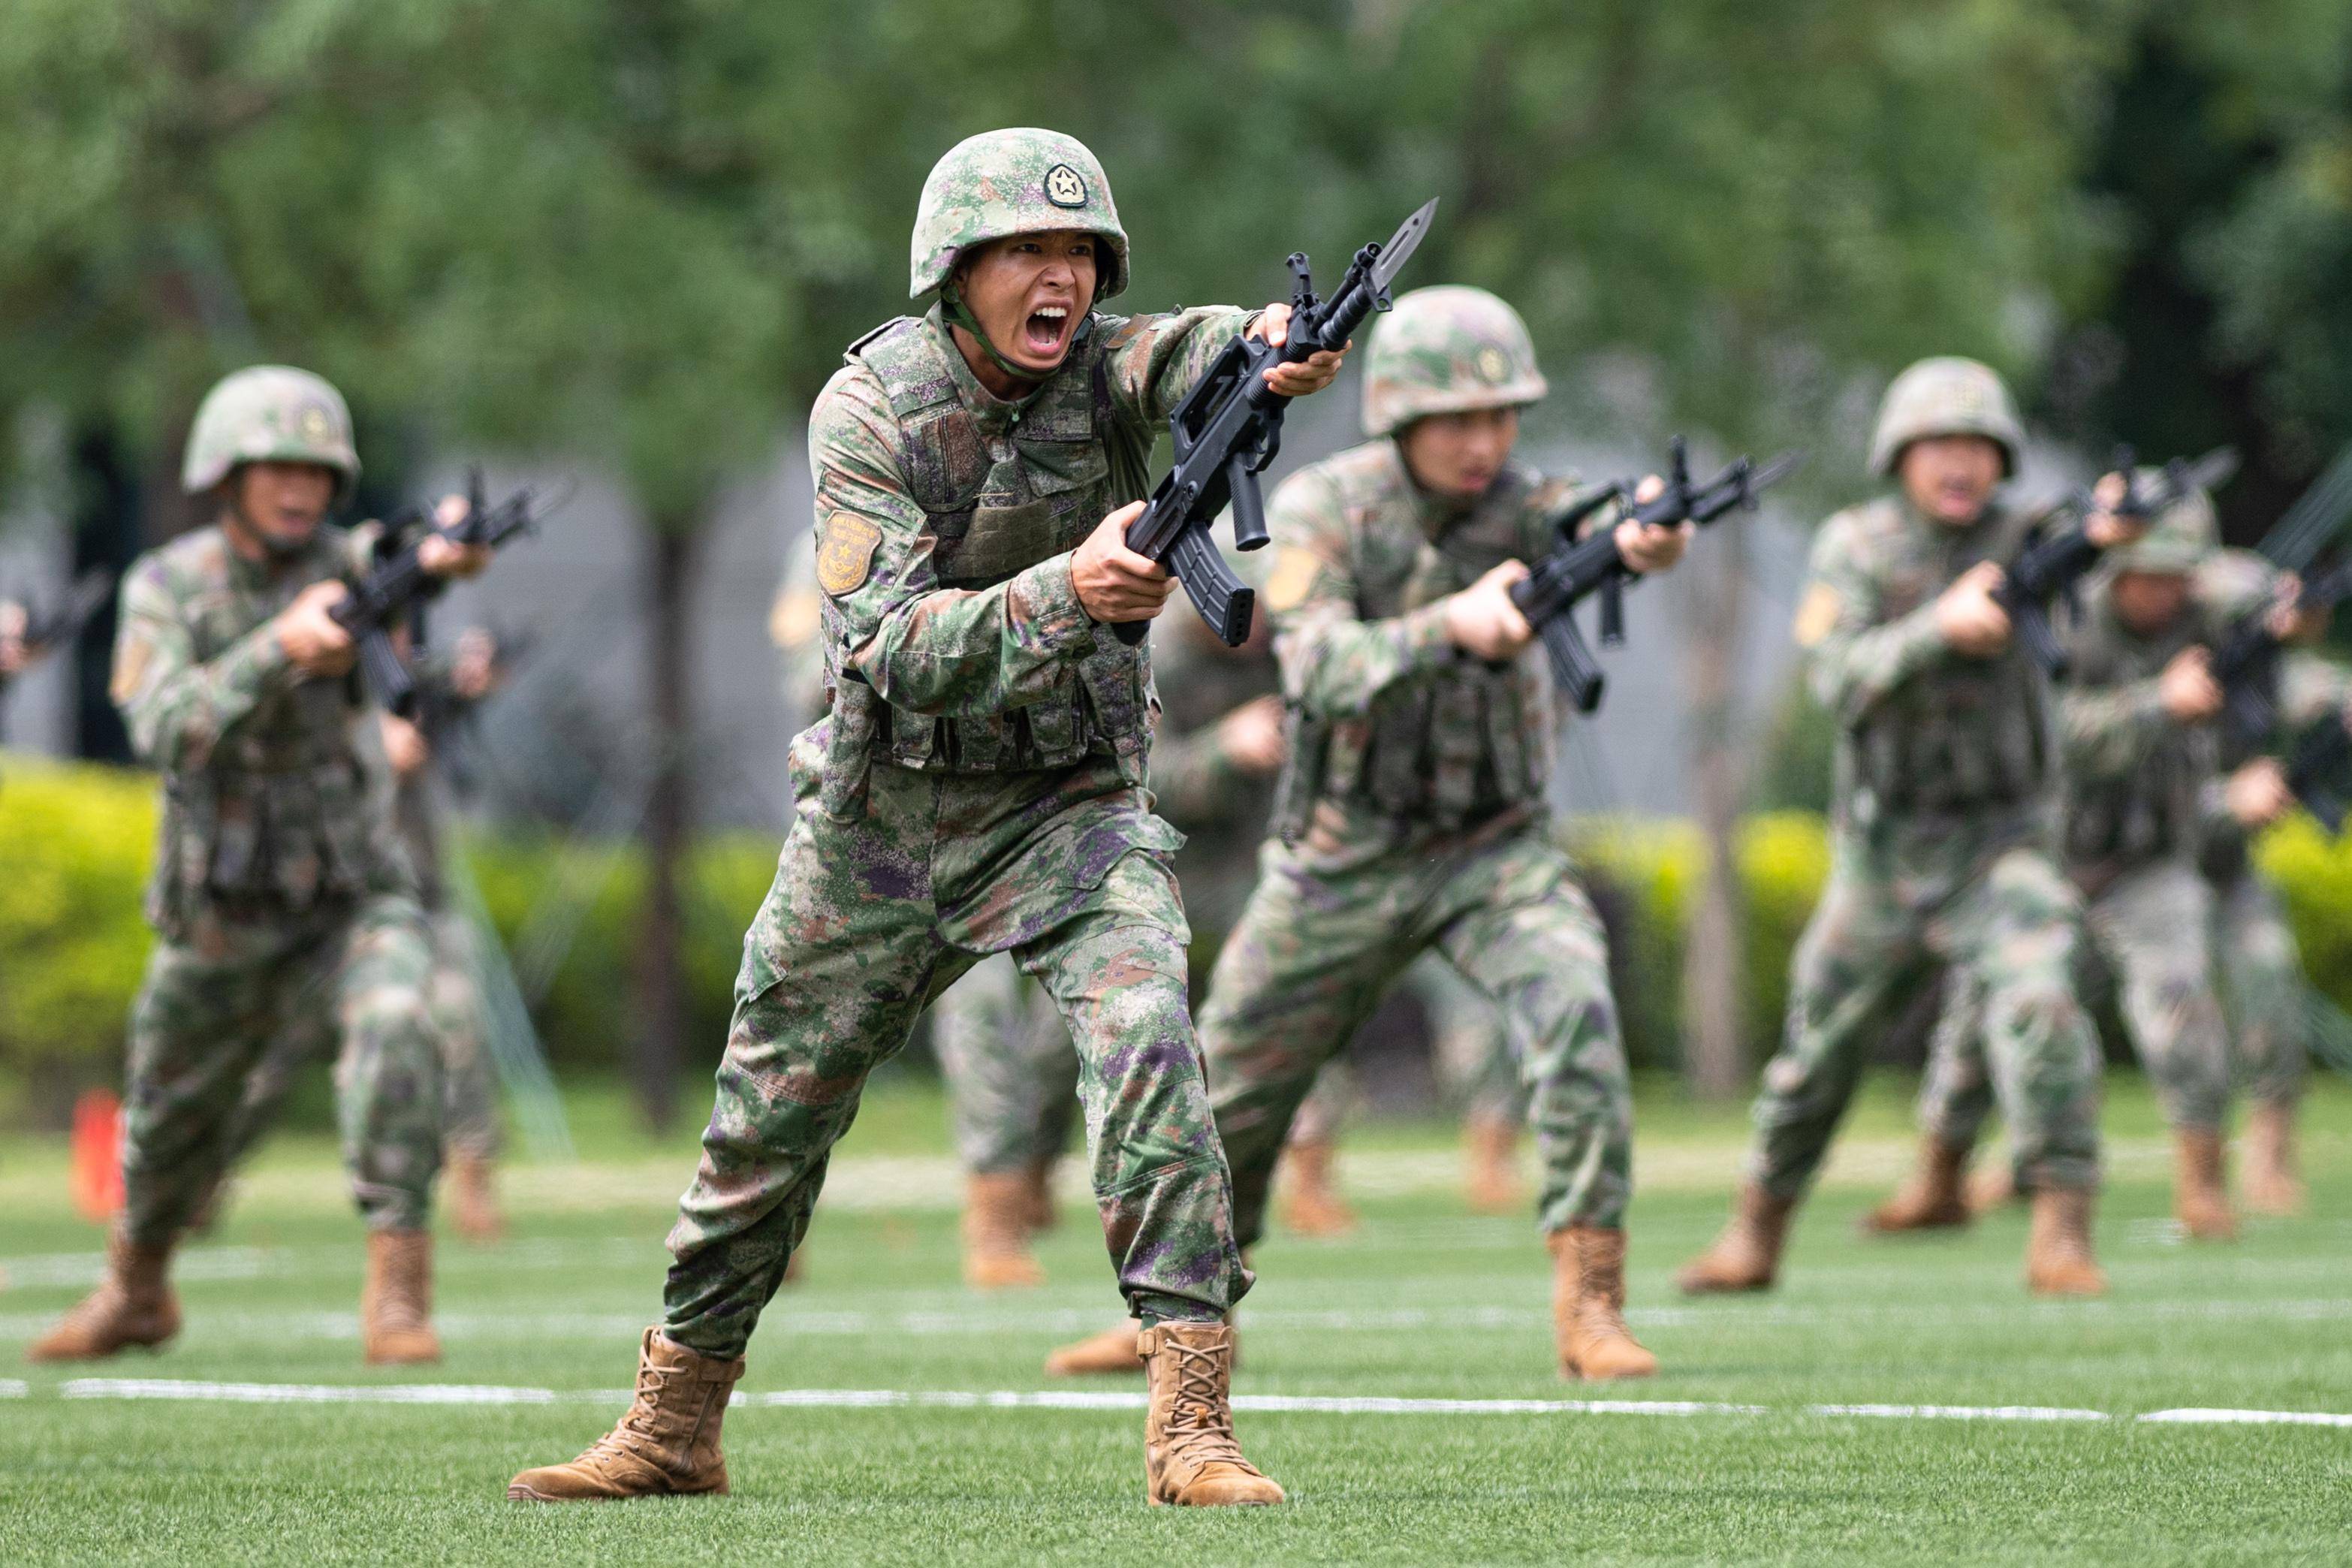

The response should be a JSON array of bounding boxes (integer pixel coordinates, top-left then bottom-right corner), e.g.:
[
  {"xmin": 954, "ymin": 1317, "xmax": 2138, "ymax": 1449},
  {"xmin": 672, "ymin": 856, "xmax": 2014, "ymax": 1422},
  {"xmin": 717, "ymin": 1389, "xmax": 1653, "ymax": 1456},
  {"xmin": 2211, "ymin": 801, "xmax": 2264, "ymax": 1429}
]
[
  {"xmin": 2104, "ymin": 473, "xmax": 2218, "ymax": 575},
  {"xmin": 181, "ymin": 365, "xmax": 360, "ymax": 499},
  {"xmin": 909, "ymin": 128, "xmax": 1128, "ymax": 303},
  {"xmin": 1868, "ymin": 356, "xmax": 2024, "ymax": 478},
  {"xmin": 1362, "ymin": 285, "xmax": 1548, "ymax": 438}
]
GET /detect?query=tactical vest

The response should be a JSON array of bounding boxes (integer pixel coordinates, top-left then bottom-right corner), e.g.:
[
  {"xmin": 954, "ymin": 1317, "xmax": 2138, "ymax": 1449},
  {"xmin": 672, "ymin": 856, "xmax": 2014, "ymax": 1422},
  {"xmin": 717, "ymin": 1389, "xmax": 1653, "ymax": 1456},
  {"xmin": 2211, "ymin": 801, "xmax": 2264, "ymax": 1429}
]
[
  {"xmin": 824, "ymin": 313, "xmax": 1156, "ymax": 789},
  {"xmin": 1274, "ymin": 452, "xmax": 1552, "ymax": 839},
  {"xmin": 2060, "ymin": 601, "xmax": 2215, "ymax": 872},
  {"xmin": 1841, "ymin": 500, "xmax": 2051, "ymax": 822},
  {"xmin": 149, "ymin": 526, "xmax": 385, "ymax": 931}
]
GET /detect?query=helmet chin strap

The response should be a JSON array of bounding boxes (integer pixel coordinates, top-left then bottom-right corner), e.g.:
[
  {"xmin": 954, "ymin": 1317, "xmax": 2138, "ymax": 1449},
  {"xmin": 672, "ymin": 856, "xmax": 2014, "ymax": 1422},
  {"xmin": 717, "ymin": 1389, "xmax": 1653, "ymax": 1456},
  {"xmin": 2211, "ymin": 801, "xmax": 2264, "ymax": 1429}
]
[{"xmin": 941, "ymin": 282, "xmax": 1054, "ymax": 387}]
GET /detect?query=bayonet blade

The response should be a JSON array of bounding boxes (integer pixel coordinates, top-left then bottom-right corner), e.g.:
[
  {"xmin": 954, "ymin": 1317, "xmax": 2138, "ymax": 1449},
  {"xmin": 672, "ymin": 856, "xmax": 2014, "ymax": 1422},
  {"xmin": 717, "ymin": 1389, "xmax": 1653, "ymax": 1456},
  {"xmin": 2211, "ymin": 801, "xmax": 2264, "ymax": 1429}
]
[
  {"xmin": 1370, "ymin": 198, "xmax": 1439, "ymax": 291},
  {"xmin": 2182, "ymin": 445, "xmax": 2239, "ymax": 496},
  {"xmin": 2260, "ymin": 441, "xmax": 2352, "ymax": 574},
  {"xmin": 1747, "ymin": 449, "xmax": 1807, "ymax": 493}
]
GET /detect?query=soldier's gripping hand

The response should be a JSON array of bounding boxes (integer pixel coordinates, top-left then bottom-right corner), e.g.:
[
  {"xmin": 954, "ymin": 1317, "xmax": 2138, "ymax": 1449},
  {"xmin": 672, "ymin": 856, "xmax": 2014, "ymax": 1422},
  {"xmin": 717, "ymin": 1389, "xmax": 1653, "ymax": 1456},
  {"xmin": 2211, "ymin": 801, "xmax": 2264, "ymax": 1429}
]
[
  {"xmin": 1074, "ymin": 501, "xmax": 1178, "ymax": 623},
  {"xmin": 2158, "ymin": 646, "xmax": 2223, "ymax": 723},
  {"xmin": 380, "ymin": 711, "xmax": 431, "ymax": 778},
  {"xmin": 1217, "ymin": 692, "xmax": 1288, "ymax": 776},
  {"xmin": 276, "ymin": 580, "xmax": 358, "ymax": 677},
  {"xmin": 2225, "ymin": 756, "xmax": 2294, "ymax": 830},
  {"xmin": 1444, "ymin": 560, "xmax": 1536, "ymax": 662},
  {"xmin": 2082, "ymin": 471, "xmax": 2141, "ymax": 550},
  {"xmin": 1250, "ymin": 303, "xmax": 1348, "ymax": 399},
  {"xmin": 418, "ymin": 493, "xmax": 494, "ymax": 580},
  {"xmin": 1614, "ymin": 475, "xmax": 1696, "ymax": 574},
  {"xmin": 1934, "ymin": 560, "xmax": 2013, "ymax": 659},
  {"xmin": 0, "ymin": 599, "xmax": 25, "ymax": 677},
  {"xmin": 2268, "ymin": 574, "xmax": 2329, "ymax": 645}
]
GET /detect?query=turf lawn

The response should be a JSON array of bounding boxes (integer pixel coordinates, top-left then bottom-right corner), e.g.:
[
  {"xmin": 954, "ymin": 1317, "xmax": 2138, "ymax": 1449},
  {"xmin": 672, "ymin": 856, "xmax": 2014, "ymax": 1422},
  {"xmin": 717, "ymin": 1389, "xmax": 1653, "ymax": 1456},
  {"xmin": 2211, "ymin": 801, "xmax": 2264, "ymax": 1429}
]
[{"xmin": 1, "ymin": 1071, "xmax": 2347, "ymax": 1566}]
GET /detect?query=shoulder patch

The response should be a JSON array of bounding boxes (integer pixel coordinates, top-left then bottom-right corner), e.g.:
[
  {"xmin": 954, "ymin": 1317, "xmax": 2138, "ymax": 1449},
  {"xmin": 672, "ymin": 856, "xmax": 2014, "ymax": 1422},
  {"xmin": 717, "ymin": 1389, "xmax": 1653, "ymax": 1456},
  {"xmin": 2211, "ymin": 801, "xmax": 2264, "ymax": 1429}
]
[
  {"xmin": 1793, "ymin": 580, "xmax": 1842, "ymax": 648},
  {"xmin": 1262, "ymin": 546, "xmax": 1323, "ymax": 613},
  {"xmin": 110, "ymin": 629, "xmax": 154, "ymax": 706},
  {"xmin": 816, "ymin": 514, "xmax": 882, "ymax": 596}
]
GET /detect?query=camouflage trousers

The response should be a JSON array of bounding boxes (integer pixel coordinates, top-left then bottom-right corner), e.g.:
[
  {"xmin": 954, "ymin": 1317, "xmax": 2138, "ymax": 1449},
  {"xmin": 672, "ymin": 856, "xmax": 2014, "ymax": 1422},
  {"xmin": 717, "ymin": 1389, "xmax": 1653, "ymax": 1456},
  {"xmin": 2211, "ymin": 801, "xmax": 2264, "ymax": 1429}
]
[
  {"xmin": 121, "ymin": 893, "xmax": 444, "ymax": 1247},
  {"xmin": 1749, "ymin": 822, "xmax": 2102, "ymax": 1198},
  {"xmin": 1199, "ymin": 813, "xmax": 1633, "ymax": 1244},
  {"xmin": 1286, "ymin": 951, "xmax": 1521, "ymax": 1144},
  {"xmin": 2212, "ymin": 863, "xmax": 2308, "ymax": 1108},
  {"xmin": 1918, "ymin": 858, "xmax": 2229, "ymax": 1143},
  {"xmin": 219, "ymin": 909, "xmax": 502, "ymax": 1171},
  {"xmin": 662, "ymin": 741, "xmax": 1245, "ymax": 1359},
  {"xmin": 930, "ymin": 952, "xmax": 1077, "ymax": 1174}
]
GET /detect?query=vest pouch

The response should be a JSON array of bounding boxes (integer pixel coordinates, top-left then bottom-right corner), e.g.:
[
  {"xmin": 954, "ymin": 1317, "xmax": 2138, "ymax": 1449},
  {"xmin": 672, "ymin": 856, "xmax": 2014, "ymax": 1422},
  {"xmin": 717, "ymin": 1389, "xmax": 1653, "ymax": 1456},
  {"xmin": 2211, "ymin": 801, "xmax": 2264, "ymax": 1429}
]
[
  {"xmin": 940, "ymin": 499, "xmax": 1064, "ymax": 586},
  {"xmin": 819, "ymin": 677, "xmax": 883, "ymax": 822}
]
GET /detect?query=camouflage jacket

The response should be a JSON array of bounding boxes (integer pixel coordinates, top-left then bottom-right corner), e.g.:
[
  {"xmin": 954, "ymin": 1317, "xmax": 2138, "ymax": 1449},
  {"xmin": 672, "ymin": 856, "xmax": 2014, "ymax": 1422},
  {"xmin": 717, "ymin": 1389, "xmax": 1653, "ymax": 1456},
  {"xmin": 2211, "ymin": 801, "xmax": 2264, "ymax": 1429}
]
[
  {"xmin": 111, "ymin": 521, "xmax": 410, "ymax": 936},
  {"xmin": 2055, "ymin": 552, "xmax": 2274, "ymax": 878},
  {"xmin": 1259, "ymin": 439, "xmax": 1583, "ymax": 867},
  {"xmin": 1147, "ymin": 605, "xmax": 1280, "ymax": 932},
  {"xmin": 805, "ymin": 302, "xmax": 1249, "ymax": 805},
  {"xmin": 1796, "ymin": 494, "xmax": 2053, "ymax": 837}
]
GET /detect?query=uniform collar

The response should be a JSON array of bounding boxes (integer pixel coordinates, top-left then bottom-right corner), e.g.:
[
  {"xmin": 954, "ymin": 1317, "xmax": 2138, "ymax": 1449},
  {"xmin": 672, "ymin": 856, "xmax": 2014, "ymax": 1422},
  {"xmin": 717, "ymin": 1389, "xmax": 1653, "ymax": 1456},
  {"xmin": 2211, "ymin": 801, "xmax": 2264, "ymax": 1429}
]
[{"xmin": 923, "ymin": 304, "xmax": 1051, "ymax": 439}]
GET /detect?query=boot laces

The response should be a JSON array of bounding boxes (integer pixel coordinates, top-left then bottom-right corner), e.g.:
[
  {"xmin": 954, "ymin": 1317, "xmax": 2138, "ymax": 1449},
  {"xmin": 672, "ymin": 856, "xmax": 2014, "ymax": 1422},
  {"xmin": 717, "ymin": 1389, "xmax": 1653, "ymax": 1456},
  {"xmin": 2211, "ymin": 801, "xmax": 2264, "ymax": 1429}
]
[{"xmin": 1161, "ymin": 1339, "xmax": 1251, "ymax": 1473}]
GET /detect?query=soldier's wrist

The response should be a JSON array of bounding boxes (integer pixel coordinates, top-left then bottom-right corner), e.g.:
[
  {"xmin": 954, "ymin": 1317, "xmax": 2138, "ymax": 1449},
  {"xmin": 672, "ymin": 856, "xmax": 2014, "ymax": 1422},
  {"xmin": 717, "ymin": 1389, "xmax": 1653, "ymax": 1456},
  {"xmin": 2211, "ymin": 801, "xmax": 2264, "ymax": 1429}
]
[{"xmin": 1023, "ymin": 555, "xmax": 1100, "ymax": 651}]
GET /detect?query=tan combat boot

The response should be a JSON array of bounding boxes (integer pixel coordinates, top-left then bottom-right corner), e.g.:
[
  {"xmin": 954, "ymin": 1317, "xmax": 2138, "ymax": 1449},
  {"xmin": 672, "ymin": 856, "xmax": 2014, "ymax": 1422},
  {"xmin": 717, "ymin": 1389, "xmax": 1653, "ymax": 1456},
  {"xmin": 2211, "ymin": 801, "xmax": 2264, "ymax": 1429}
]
[
  {"xmin": 508, "ymin": 1328, "xmax": 745, "ymax": 1501},
  {"xmin": 1860, "ymin": 1138, "xmax": 1974, "ymax": 1234},
  {"xmin": 2023, "ymin": 1187, "xmax": 2107, "ymax": 1296},
  {"xmin": 1463, "ymin": 1113, "xmax": 1524, "ymax": 1215},
  {"xmin": 448, "ymin": 1151, "xmax": 505, "ymax": 1244},
  {"xmin": 1021, "ymin": 1155, "xmax": 1060, "ymax": 1234},
  {"xmin": 1139, "ymin": 1322, "xmax": 1283, "ymax": 1506},
  {"xmin": 1548, "ymin": 1227, "xmax": 1658, "ymax": 1380},
  {"xmin": 1045, "ymin": 1320, "xmax": 1144, "ymax": 1377},
  {"xmin": 2240, "ymin": 1100, "xmax": 2305, "ymax": 1217},
  {"xmin": 26, "ymin": 1229, "xmax": 179, "ymax": 1362},
  {"xmin": 1275, "ymin": 1138, "xmax": 1358, "ymax": 1238},
  {"xmin": 1677, "ymin": 1183, "xmax": 1796, "ymax": 1295},
  {"xmin": 360, "ymin": 1229, "xmax": 442, "ymax": 1364},
  {"xmin": 2171, "ymin": 1129, "xmax": 2237, "ymax": 1242},
  {"xmin": 962, "ymin": 1173, "xmax": 1047, "ymax": 1289}
]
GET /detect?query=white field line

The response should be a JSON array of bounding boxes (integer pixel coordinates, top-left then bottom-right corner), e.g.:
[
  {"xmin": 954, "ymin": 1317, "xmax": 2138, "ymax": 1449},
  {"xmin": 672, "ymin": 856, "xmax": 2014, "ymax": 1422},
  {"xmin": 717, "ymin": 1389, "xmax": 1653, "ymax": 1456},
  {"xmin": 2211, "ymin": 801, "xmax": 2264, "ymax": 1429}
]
[
  {"xmin": 19, "ymin": 1377, "xmax": 2352, "ymax": 1430},
  {"xmin": 9, "ymin": 1294, "xmax": 2352, "ymax": 1346}
]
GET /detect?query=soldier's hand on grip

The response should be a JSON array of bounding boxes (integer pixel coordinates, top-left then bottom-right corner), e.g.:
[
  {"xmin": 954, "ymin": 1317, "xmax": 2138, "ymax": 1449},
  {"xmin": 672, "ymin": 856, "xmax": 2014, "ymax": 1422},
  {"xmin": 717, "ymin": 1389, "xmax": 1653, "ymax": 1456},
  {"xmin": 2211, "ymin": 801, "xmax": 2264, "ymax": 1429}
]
[
  {"xmin": 276, "ymin": 580, "xmax": 359, "ymax": 677},
  {"xmin": 1444, "ymin": 559, "xmax": 1536, "ymax": 662},
  {"xmin": 1615, "ymin": 476, "xmax": 1696, "ymax": 574},
  {"xmin": 1248, "ymin": 303, "xmax": 1348, "ymax": 398},
  {"xmin": 418, "ymin": 493, "xmax": 495, "ymax": 580},
  {"xmin": 2225, "ymin": 755, "xmax": 2294, "ymax": 830},
  {"xmin": 2158, "ymin": 645, "xmax": 2224, "ymax": 723},
  {"xmin": 1934, "ymin": 560, "xmax": 2012, "ymax": 658},
  {"xmin": 2082, "ymin": 471, "xmax": 2142, "ymax": 550},
  {"xmin": 1073, "ymin": 502, "xmax": 1177, "ymax": 624}
]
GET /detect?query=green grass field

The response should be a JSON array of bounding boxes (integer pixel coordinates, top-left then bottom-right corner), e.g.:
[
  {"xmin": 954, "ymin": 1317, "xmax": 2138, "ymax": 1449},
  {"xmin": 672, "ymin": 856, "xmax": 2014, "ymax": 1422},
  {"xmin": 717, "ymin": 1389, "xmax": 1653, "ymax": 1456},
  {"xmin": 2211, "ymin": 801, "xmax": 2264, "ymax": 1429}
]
[{"xmin": 3, "ymin": 1072, "xmax": 2349, "ymax": 1565}]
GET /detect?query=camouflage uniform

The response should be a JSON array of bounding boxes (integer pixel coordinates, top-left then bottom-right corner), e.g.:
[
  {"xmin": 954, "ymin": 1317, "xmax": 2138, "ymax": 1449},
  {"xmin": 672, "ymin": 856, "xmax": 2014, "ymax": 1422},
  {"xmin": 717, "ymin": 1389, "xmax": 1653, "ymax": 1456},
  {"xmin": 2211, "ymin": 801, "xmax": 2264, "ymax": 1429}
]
[
  {"xmin": 1741, "ymin": 360, "xmax": 2102, "ymax": 1203},
  {"xmin": 662, "ymin": 133, "xmax": 1262, "ymax": 1355},
  {"xmin": 108, "ymin": 369, "xmax": 443, "ymax": 1247},
  {"xmin": 1196, "ymin": 287, "xmax": 1636, "ymax": 1248},
  {"xmin": 1915, "ymin": 501, "xmax": 2260, "ymax": 1148}
]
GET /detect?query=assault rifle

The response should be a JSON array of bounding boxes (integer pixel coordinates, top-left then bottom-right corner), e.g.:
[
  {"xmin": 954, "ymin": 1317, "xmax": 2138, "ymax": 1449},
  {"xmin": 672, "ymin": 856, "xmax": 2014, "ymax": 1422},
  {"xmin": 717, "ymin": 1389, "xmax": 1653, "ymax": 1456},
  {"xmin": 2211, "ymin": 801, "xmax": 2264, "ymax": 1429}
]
[
  {"xmin": 0, "ymin": 569, "xmax": 112, "ymax": 692},
  {"xmin": 1505, "ymin": 439, "xmax": 1803, "ymax": 712},
  {"xmin": 1115, "ymin": 198, "xmax": 1439, "ymax": 648},
  {"xmin": 1995, "ymin": 445, "xmax": 2238, "ymax": 679},
  {"xmin": 2212, "ymin": 559, "xmax": 2352, "ymax": 751},
  {"xmin": 333, "ymin": 469, "xmax": 550, "ymax": 717}
]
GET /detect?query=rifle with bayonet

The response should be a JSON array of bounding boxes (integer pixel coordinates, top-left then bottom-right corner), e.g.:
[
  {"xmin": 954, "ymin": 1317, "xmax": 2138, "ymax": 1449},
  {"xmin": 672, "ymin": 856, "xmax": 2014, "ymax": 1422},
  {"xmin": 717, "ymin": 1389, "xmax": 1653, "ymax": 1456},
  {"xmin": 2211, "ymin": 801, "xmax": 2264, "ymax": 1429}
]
[
  {"xmin": 1996, "ymin": 444, "xmax": 2239, "ymax": 678},
  {"xmin": 1503, "ymin": 438, "xmax": 1804, "ymax": 713},
  {"xmin": 2210, "ymin": 441, "xmax": 2352, "ymax": 758},
  {"xmin": 333, "ymin": 469, "xmax": 550, "ymax": 718},
  {"xmin": 1115, "ymin": 198, "xmax": 1439, "ymax": 648}
]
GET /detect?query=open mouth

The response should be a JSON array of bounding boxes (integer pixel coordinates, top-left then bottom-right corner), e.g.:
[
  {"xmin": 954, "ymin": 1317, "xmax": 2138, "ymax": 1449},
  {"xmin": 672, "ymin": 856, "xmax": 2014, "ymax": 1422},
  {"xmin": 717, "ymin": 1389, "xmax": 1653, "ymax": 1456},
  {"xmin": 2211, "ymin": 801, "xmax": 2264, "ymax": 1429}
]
[{"xmin": 1021, "ymin": 303, "xmax": 1072, "ymax": 358}]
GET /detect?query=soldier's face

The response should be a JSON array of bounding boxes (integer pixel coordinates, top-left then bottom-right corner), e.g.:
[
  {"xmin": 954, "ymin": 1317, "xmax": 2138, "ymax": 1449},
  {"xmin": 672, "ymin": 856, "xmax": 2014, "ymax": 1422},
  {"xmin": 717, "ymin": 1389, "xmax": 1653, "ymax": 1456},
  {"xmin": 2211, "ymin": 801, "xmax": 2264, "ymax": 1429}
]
[
  {"xmin": 2112, "ymin": 569, "xmax": 2191, "ymax": 634},
  {"xmin": 955, "ymin": 231, "xmax": 1099, "ymax": 378},
  {"xmin": 1898, "ymin": 436, "xmax": 2004, "ymax": 525},
  {"xmin": 1398, "ymin": 407, "xmax": 1521, "ymax": 501},
  {"xmin": 227, "ymin": 461, "xmax": 336, "ymax": 552}
]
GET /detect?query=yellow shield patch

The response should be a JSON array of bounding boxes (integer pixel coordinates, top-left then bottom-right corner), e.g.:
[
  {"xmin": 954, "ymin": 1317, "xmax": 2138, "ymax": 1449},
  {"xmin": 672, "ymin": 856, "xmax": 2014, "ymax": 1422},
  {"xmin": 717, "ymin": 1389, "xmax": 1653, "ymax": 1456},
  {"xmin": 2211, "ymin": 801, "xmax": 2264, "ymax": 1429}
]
[
  {"xmin": 1262, "ymin": 547, "xmax": 1323, "ymax": 613},
  {"xmin": 1792, "ymin": 581, "xmax": 1842, "ymax": 648},
  {"xmin": 816, "ymin": 513, "xmax": 882, "ymax": 596},
  {"xmin": 110, "ymin": 631, "xmax": 153, "ymax": 706}
]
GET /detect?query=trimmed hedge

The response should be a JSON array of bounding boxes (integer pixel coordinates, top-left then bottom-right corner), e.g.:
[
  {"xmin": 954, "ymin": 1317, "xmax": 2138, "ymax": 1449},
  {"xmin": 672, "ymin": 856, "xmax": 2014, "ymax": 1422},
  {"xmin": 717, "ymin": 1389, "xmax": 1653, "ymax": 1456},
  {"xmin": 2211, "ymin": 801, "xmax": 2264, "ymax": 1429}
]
[{"xmin": 10, "ymin": 753, "xmax": 2352, "ymax": 1109}]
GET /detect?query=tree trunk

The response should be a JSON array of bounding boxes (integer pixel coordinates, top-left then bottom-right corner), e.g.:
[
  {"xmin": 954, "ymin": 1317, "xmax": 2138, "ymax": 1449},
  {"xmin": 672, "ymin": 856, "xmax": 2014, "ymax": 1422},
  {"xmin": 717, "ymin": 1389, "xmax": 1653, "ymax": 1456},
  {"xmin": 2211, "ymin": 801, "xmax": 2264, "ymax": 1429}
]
[
  {"xmin": 1680, "ymin": 519, "xmax": 1747, "ymax": 1099},
  {"xmin": 635, "ymin": 518, "xmax": 701, "ymax": 1130}
]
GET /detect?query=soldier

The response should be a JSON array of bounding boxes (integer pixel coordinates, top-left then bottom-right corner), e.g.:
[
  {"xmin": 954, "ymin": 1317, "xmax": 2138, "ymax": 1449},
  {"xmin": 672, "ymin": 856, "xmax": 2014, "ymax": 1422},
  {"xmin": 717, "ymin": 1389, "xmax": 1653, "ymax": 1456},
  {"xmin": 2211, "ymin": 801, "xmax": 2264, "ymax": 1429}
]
[
  {"xmin": 1046, "ymin": 285, "xmax": 1690, "ymax": 1384},
  {"xmin": 1678, "ymin": 357, "xmax": 2130, "ymax": 1299},
  {"xmin": 28, "ymin": 366, "xmax": 487, "ymax": 1365},
  {"xmin": 509, "ymin": 128, "xmax": 1345, "ymax": 1508},
  {"xmin": 776, "ymin": 544, "xmax": 1073, "ymax": 1289},
  {"xmin": 1865, "ymin": 488, "xmax": 2309, "ymax": 1240}
]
